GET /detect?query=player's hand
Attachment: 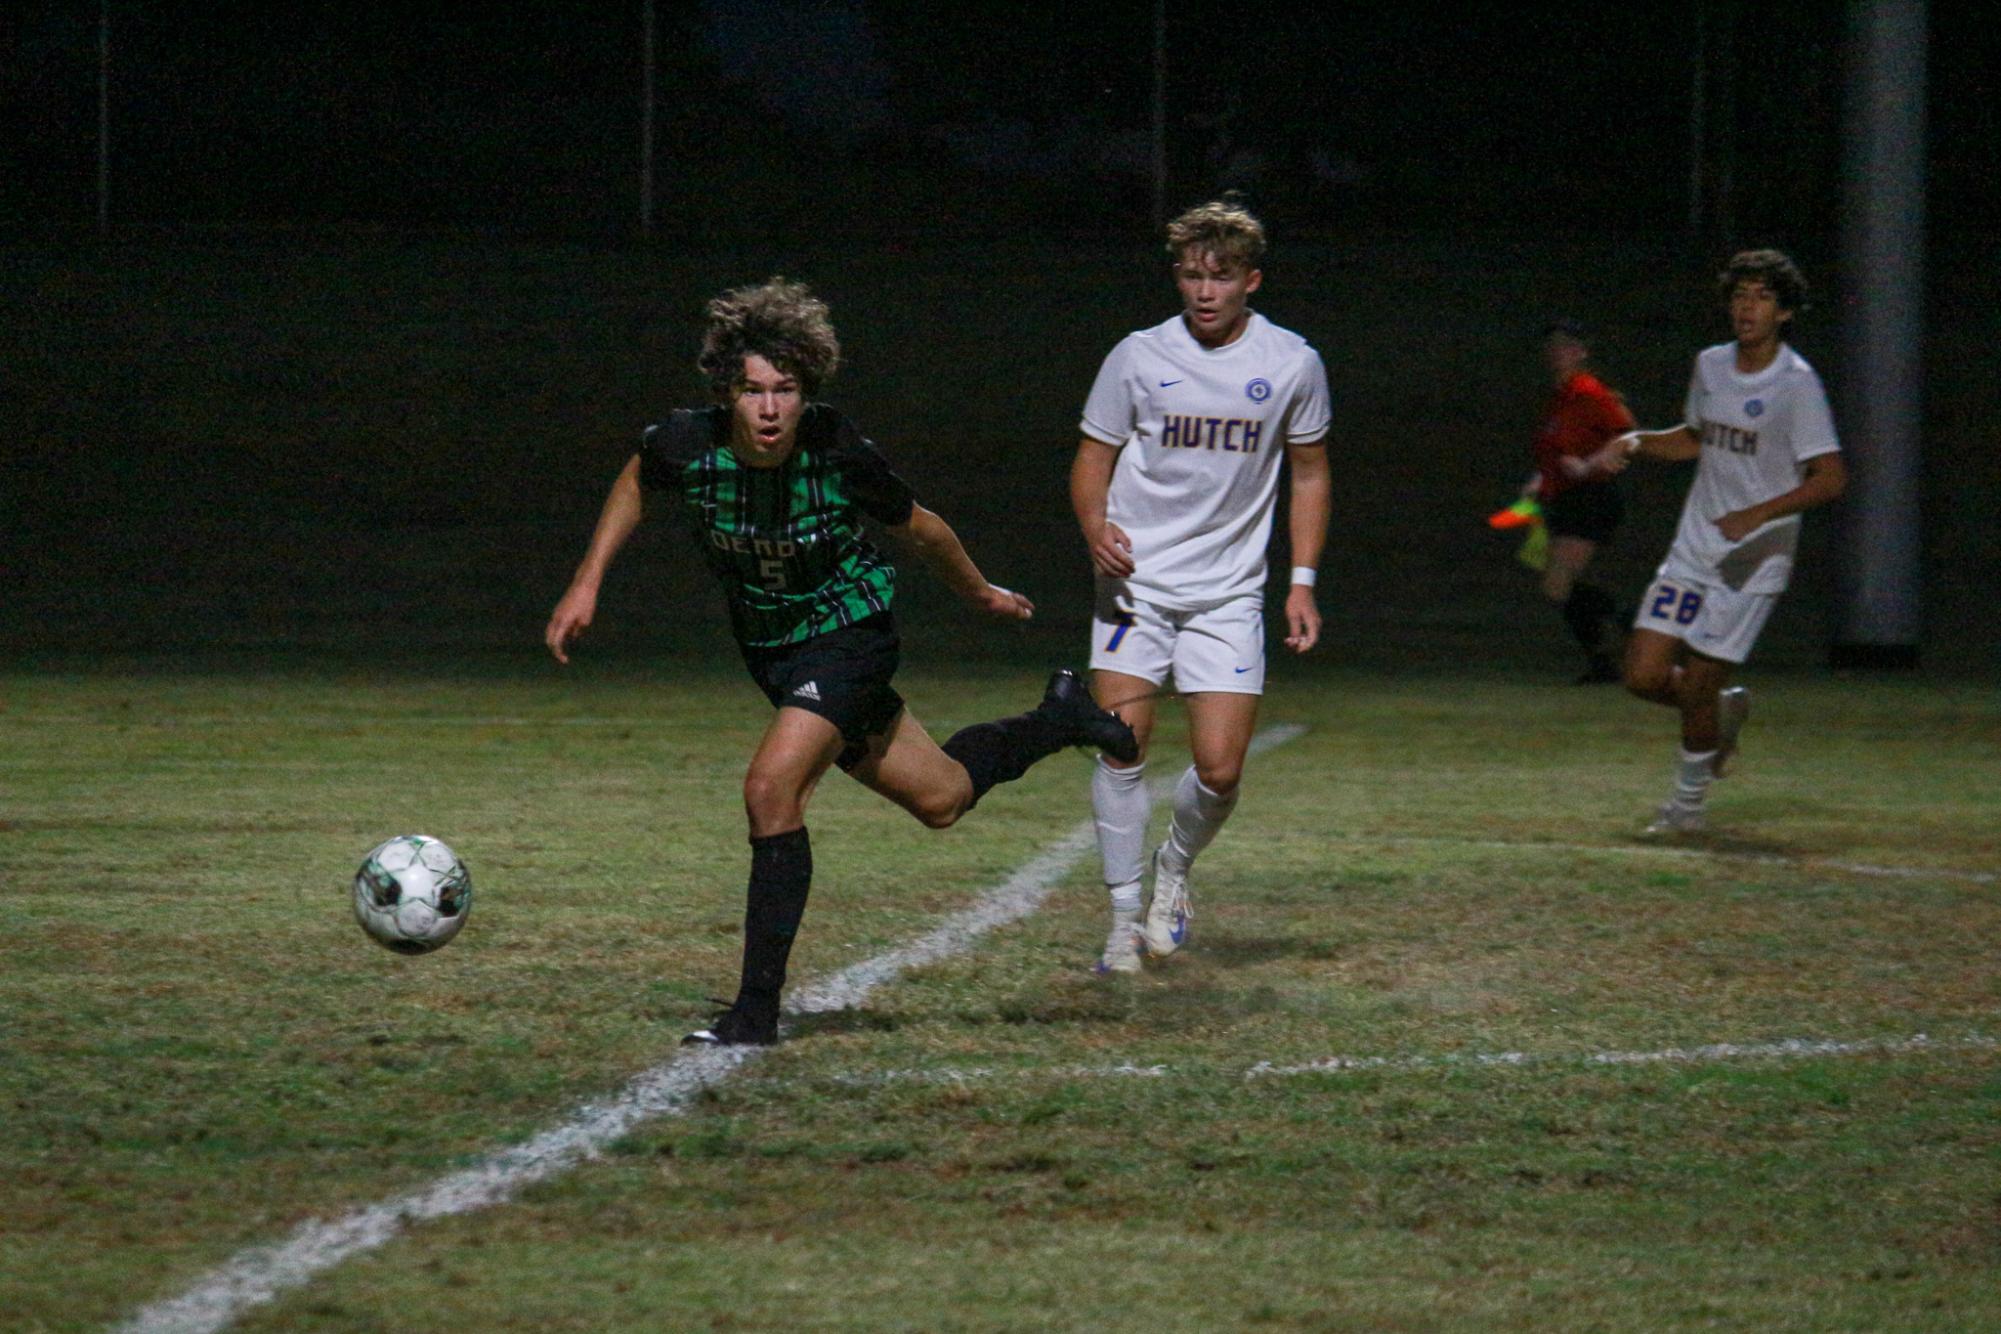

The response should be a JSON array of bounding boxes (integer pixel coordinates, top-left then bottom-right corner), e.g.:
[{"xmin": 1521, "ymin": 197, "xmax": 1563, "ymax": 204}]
[
  {"xmin": 1590, "ymin": 435, "xmax": 1638, "ymax": 477},
  {"xmin": 1283, "ymin": 584, "xmax": 1321, "ymax": 654},
  {"xmin": 1086, "ymin": 521, "xmax": 1135, "ymax": 579},
  {"xmin": 1713, "ymin": 509, "xmax": 1762, "ymax": 542},
  {"xmin": 544, "ymin": 585, "xmax": 598, "ymax": 664},
  {"xmin": 975, "ymin": 583, "xmax": 1034, "ymax": 621}
]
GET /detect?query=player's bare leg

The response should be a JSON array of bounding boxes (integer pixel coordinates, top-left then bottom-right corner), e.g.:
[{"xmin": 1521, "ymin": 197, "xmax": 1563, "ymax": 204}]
[
  {"xmin": 846, "ymin": 707, "xmax": 976, "ymax": 828},
  {"xmin": 854, "ymin": 672, "xmax": 1136, "ymax": 831},
  {"xmin": 1623, "ymin": 628, "xmax": 1684, "ymax": 707},
  {"xmin": 1185, "ymin": 690, "xmax": 1258, "ymax": 794},
  {"xmin": 1545, "ymin": 537, "xmax": 1618, "ymax": 683},
  {"xmin": 1676, "ymin": 653, "xmax": 1731, "ymax": 754},
  {"xmin": 742, "ymin": 707, "xmax": 846, "ymax": 837},
  {"xmin": 1090, "ymin": 669, "xmax": 1161, "ymax": 758},
  {"xmin": 1540, "ymin": 536, "xmax": 1590, "ymax": 603},
  {"xmin": 1090, "ymin": 669, "xmax": 1160, "ymax": 972},
  {"xmin": 1637, "ymin": 649, "xmax": 1733, "ymax": 837},
  {"xmin": 1144, "ymin": 691, "xmax": 1258, "ymax": 957},
  {"xmin": 689, "ymin": 708, "xmax": 847, "ymax": 1048}
]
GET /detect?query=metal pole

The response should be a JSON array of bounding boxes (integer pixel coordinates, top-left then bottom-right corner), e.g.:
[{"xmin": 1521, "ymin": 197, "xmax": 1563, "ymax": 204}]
[
  {"xmin": 97, "ymin": 0, "xmax": 110, "ymax": 235},
  {"xmin": 1831, "ymin": 0, "xmax": 1926, "ymax": 666},
  {"xmin": 640, "ymin": 0, "xmax": 656, "ymax": 237},
  {"xmin": 1151, "ymin": 0, "xmax": 1166, "ymax": 227},
  {"xmin": 1686, "ymin": 0, "xmax": 1707, "ymax": 243},
  {"xmin": 1713, "ymin": 0, "xmax": 1737, "ymax": 247}
]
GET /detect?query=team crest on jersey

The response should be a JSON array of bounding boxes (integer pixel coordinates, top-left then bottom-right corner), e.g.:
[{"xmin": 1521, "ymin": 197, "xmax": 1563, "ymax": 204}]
[
  {"xmin": 1245, "ymin": 378, "xmax": 1272, "ymax": 403},
  {"xmin": 1745, "ymin": 398, "xmax": 1765, "ymax": 418}
]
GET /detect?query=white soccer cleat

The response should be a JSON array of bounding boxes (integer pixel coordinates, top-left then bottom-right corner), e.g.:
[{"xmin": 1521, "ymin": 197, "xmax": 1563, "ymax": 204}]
[
  {"xmin": 1644, "ymin": 800, "xmax": 1707, "ymax": 835},
  {"xmin": 1713, "ymin": 686, "xmax": 1751, "ymax": 777},
  {"xmin": 1141, "ymin": 846, "xmax": 1193, "ymax": 957},
  {"xmin": 1093, "ymin": 918, "xmax": 1142, "ymax": 975}
]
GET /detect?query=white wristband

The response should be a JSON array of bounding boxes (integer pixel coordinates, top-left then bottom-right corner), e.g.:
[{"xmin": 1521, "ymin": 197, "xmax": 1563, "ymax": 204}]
[
  {"xmin": 1290, "ymin": 566, "xmax": 1317, "ymax": 588},
  {"xmin": 1624, "ymin": 433, "xmax": 1643, "ymax": 456}
]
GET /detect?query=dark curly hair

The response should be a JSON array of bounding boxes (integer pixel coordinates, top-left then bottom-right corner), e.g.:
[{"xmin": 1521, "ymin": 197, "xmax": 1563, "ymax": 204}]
[
  {"xmin": 697, "ymin": 278, "xmax": 841, "ymax": 400},
  {"xmin": 1718, "ymin": 249, "xmax": 1809, "ymax": 314}
]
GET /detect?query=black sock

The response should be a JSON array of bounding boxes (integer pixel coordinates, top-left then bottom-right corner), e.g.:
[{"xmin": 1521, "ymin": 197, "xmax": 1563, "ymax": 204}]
[
  {"xmin": 735, "ymin": 827, "xmax": 812, "ymax": 1013},
  {"xmin": 1562, "ymin": 584, "xmax": 1618, "ymax": 656},
  {"xmin": 941, "ymin": 708, "xmax": 1070, "ymax": 805}
]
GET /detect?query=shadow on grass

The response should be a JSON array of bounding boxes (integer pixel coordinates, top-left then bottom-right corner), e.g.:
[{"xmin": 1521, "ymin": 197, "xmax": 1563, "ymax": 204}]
[
  {"xmin": 1619, "ymin": 829, "xmax": 1810, "ymax": 861},
  {"xmin": 1176, "ymin": 934, "xmax": 1341, "ymax": 970},
  {"xmin": 786, "ymin": 991, "xmax": 1151, "ymax": 1041}
]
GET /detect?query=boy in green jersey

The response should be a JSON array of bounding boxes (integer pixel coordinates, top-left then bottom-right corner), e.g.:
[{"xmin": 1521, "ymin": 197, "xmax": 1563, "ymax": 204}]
[{"xmin": 548, "ymin": 279, "xmax": 1136, "ymax": 1045}]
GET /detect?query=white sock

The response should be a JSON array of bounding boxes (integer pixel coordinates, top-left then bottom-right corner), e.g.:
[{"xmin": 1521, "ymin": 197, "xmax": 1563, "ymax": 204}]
[
  {"xmin": 1162, "ymin": 766, "xmax": 1238, "ymax": 871},
  {"xmin": 1674, "ymin": 748, "xmax": 1717, "ymax": 807},
  {"xmin": 1092, "ymin": 758, "xmax": 1150, "ymax": 895}
]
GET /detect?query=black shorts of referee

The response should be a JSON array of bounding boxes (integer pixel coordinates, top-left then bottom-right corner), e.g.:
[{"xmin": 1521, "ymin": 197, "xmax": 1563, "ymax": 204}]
[{"xmin": 1542, "ymin": 479, "xmax": 1623, "ymax": 545}]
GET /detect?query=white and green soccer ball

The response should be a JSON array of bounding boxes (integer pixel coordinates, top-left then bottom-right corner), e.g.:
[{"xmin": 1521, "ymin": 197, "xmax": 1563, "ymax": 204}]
[{"xmin": 352, "ymin": 835, "xmax": 472, "ymax": 955}]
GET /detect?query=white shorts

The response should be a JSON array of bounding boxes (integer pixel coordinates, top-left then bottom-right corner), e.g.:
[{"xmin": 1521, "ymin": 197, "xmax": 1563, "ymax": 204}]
[
  {"xmin": 1633, "ymin": 571, "xmax": 1778, "ymax": 665},
  {"xmin": 1089, "ymin": 589, "xmax": 1265, "ymax": 694}
]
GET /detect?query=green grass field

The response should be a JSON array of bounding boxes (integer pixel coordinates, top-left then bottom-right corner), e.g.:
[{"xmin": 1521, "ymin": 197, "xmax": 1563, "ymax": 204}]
[{"xmin": 4, "ymin": 659, "xmax": 1997, "ymax": 1331}]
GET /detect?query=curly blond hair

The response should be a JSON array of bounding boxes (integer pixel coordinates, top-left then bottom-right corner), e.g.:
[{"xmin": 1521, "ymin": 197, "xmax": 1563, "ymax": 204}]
[
  {"xmin": 1164, "ymin": 198, "xmax": 1266, "ymax": 271},
  {"xmin": 697, "ymin": 278, "xmax": 841, "ymax": 400}
]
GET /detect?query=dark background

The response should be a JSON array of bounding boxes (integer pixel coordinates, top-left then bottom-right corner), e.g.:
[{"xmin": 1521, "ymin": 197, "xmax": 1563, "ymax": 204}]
[
  {"xmin": 10, "ymin": 2, "xmax": 1998, "ymax": 242},
  {"xmin": 3, "ymin": 2, "xmax": 1996, "ymax": 678}
]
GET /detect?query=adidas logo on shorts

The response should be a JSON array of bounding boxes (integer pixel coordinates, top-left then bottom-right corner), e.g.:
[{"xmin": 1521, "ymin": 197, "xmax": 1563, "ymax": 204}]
[{"xmin": 791, "ymin": 681, "xmax": 822, "ymax": 701}]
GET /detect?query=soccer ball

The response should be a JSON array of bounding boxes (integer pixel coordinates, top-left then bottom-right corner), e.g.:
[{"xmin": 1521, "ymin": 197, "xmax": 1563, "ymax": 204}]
[{"xmin": 352, "ymin": 835, "xmax": 472, "ymax": 955}]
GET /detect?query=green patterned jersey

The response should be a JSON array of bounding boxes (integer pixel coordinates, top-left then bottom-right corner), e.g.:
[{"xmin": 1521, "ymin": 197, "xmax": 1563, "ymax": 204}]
[{"xmin": 638, "ymin": 404, "xmax": 917, "ymax": 648}]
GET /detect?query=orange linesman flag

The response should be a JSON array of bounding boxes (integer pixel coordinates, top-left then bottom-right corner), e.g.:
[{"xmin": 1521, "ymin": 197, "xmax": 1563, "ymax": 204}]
[{"xmin": 1486, "ymin": 497, "xmax": 1541, "ymax": 530}]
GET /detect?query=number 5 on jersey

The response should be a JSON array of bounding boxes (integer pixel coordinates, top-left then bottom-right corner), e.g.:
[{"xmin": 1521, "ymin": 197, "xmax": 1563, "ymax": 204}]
[{"xmin": 760, "ymin": 558, "xmax": 787, "ymax": 592}]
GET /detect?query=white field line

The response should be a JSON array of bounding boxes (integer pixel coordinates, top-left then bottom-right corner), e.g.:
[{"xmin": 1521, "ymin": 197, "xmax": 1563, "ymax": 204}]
[
  {"xmin": 1254, "ymin": 1031, "xmax": 2001, "ymax": 1077},
  {"xmin": 819, "ymin": 1032, "xmax": 2000, "ymax": 1089},
  {"xmin": 1321, "ymin": 834, "xmax": 1999, "ymax": 887},
  {"xmin": 116, "ymin": 725, "xmax": 1306, "ymax": 1334}
]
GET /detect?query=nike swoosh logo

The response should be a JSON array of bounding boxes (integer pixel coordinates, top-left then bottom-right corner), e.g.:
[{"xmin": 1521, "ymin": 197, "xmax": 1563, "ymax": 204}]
[
  {"xmin": 1234, "ymin": 666, "xmax": 1252, "ymax": 674},
  {"xmin": 1159, "ymin": 379, "xmax": 1183, "ymax": 387}
]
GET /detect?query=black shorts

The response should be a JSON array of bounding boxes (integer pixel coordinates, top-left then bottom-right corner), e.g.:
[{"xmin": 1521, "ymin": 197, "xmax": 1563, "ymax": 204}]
[
  {"xmin": 1543, "ymin": 481, "xmax": 1624, "ymax": 544},
  {"xmin": 740, "ymin": 613, "xmax": 906, "ymax": 771}
]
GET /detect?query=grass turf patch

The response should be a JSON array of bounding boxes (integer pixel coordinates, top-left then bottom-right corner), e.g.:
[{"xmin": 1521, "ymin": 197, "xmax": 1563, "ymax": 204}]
[{"xmin": 2, "ymin": 667, "xmax": 1996, "ymax": 1330}]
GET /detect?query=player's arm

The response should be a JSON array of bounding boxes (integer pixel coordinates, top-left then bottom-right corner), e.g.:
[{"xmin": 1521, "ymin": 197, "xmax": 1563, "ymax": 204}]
[
  {"xmin": 1070, "ymin": 436, "xmax": 1133, "ymax": 578},
  {"xmin": 1282, "ymin": 438, "xmax": 1330, "ymax": 653},
  {"xmin": 1557, "ymin": 393, "xmax": 1641, "ymax": 479},
  {"xmin": 1586, "ymin": 424, "xmax": 1701, "ymax": 476},
  {"xmin": 1714, "ymin": 452, "xmax": 1848, "ymax": 542},
  {"xmin": 885, "ymin": 503, "xmax": 1032, "ymax": 621},
  {"xmin": 545, "ymin": 454, "xmax": 644, "ymax": 664}
]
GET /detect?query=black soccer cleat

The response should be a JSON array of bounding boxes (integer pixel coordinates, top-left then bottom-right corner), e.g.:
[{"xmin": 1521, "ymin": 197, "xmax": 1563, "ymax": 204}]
[
  {"xmin": 682, "ymin": 1000, "xmax": 779, "ymax": 1048},
  {"xmin": 1038, "ymin": 668, "xmax": 1140, "ymax": 763}
]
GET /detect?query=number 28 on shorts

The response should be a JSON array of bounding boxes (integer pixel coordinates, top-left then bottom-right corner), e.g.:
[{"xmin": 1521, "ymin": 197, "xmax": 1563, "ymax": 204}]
[{"xmin": 1646, "ymin": 581, "xmax": 1704, "ymax": 626}]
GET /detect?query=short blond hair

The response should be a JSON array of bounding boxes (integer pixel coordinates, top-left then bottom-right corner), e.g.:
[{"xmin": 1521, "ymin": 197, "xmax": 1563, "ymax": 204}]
[{"xmin": 1165, "ymin": 199, "xmax": 1266, "ymax": 271}]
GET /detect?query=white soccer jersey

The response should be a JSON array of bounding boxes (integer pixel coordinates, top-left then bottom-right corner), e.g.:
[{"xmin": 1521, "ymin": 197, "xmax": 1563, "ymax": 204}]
[
  {"xmin": 1080, "ymin": 312, "xmax": 1330, "ymax": 609},
  {"xmin": 1662, "ymin": 342, "xmax": 1840, "ymax": 594}
]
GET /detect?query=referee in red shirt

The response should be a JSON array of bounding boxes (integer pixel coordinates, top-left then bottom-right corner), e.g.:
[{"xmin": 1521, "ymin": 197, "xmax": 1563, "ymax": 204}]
[{"xmin": 1527, "ymin": 319, "xmax": 1636, "ymax": 682}]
